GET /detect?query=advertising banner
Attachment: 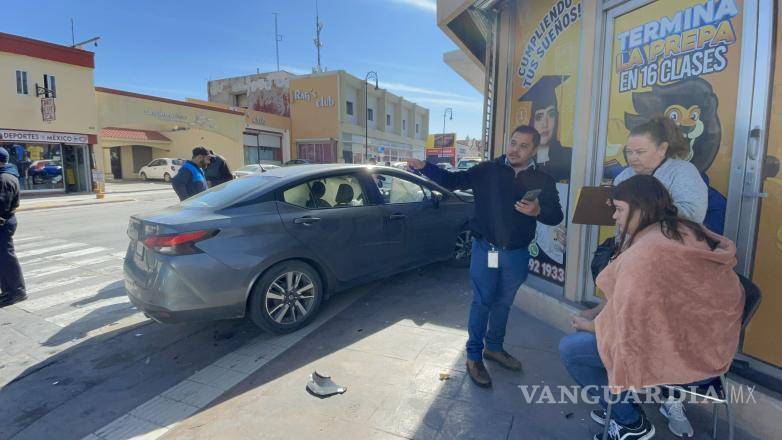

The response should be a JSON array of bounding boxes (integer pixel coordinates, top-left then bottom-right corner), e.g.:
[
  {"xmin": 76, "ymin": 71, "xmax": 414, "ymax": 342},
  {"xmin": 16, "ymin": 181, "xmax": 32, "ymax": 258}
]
[{"xmin": 510, "ymin": 0, "xmax": 582, "ymax": 290}]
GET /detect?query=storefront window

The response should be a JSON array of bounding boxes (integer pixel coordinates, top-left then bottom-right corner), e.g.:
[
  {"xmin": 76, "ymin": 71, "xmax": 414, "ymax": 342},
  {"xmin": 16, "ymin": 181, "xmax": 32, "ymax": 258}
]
[
  {"xmin": 297, "ymin": 142, "xmax": 336, "ymax": 163},
  {"xmin": 243, "ymin": 131, "xmax": 282, "ymax": 164},
  {"xmin": 4, "ymin": 143, "xmax": 64, "ymax": 191}
]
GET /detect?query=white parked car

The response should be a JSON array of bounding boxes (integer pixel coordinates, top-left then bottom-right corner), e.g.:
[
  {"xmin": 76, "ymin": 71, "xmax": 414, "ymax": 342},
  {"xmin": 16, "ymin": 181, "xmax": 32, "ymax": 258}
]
[
  {"xmin": 436, "ymin": 162, "xmax": 455, "ymax": 171},
  {"xmin": 456, "ymin": 157, "xmax": 483, "ymax": 170},
  {"xmin": 139, "ymin": 158, "xmax": 184, "ymax": 182},
  {"xmin": 233, "ymin": 163, "xmax": 281, "ymax": 178}
]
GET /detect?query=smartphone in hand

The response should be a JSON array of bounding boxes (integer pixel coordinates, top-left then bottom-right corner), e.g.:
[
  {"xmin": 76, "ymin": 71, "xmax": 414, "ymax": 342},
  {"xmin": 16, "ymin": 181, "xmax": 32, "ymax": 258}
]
[{"xmin": 521, "ymin": 189, "xmax": 542, "ymax": 202}]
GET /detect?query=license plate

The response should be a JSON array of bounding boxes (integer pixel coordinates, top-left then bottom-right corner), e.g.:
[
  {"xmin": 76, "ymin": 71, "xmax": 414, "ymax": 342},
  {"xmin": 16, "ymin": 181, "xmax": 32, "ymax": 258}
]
[{"xmin": 133, "ymin": 242, "xmax": 145, "ymax": 265}]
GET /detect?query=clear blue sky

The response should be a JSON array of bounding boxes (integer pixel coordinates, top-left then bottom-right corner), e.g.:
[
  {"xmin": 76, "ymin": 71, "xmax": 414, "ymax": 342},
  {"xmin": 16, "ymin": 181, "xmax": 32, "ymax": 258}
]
[{"xmin": 4, "ymin": 0, "xmax": 483, "ymax": 139}]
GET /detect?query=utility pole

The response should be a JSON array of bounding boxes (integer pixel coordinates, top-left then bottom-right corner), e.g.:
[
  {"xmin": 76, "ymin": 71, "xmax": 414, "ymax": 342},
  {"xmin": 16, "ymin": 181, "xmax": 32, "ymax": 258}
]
[
  {"xmin": 273, "ymin": 13, "xmax": 282, "ymax": 71},
  {"xmin": 442, "ymin": 108, "xmax": 453, "ymax": 162},
  {"xmin": 313, "ymin": 0, "xmax": 324, "ymax": 73},
  {"xmin": 70, "ymin": 18, "xmax": 75, "ymax": 46}
]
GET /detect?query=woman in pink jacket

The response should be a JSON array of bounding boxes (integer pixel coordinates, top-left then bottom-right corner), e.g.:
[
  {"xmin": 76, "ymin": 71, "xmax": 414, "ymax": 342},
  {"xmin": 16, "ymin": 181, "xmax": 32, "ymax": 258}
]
[{"xmin": 559, "ymin": 175, "xmax": 743, "ymax": 440}]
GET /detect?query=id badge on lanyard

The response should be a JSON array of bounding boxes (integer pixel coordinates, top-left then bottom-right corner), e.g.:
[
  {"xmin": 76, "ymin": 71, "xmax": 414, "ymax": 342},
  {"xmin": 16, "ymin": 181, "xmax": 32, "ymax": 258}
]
[{"xmin": 488, "ymin": 246, "xmax": 499, "ymax": 269}]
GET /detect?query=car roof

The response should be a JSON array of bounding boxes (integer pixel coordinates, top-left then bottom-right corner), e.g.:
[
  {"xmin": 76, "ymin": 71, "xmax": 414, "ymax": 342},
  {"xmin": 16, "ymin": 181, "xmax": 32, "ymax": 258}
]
[{"xmin": 261, "ymin": 164, "xmax": 398, "ymax": 179}]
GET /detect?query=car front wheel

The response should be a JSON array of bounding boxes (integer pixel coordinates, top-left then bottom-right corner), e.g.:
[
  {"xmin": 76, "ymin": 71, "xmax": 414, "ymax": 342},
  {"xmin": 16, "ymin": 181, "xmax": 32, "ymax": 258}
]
[
  {"xmin": 248, "ymin": 261, "xmax": 323, "ymax": 334},
  {"xmin": 451, "ymin": 227, "xmax": 472, "ymax": 267}
]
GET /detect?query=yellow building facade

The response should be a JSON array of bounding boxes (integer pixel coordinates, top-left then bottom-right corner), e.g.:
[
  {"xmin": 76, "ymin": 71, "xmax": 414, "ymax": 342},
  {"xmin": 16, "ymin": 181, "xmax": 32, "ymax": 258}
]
[{"xmin": 0, "ymin": 32, "xmax": 98, "ymax": 193}]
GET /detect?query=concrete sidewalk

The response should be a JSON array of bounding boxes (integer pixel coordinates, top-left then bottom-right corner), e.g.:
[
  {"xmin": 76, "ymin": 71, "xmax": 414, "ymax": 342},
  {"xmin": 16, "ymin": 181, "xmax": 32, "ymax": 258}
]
[
  {"xmin": 18, "ymin": 182, "xmax": 172, "ymax": 211},
  {"xmin": 160, "ymin": 264, "xmax": 759, "ymax": 440}
]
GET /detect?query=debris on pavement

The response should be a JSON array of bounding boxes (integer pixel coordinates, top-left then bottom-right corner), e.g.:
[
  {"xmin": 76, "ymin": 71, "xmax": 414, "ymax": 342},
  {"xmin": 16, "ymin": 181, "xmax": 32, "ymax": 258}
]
[
  {"xmin": 438, "ymin": 371, "xmax": 451, "ymax": 381},
  {"xmin": 306, "ymin": 371, "xmax": 347, "ymax": 398}
]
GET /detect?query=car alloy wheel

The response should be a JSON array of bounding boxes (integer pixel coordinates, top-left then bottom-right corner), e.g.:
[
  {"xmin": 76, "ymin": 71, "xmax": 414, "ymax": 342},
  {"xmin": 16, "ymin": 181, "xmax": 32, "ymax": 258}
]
[
  {"xmin": 452, "ymin": 228, "xmax": 472, "ymax": 267},
  {"xmin": 248, "ymin": 261, "xmax": 323, "ymax": 334},
  {"xmin": 264, "ymin": 271, "xmax": 316, "ymax": 325},
  {"xmin": 140, "ymin": 172, "xmax": 147, "ymax": 180},
  {"xmin": 163, "ymin": 173, "xmax": 171, "ymax": 182}
]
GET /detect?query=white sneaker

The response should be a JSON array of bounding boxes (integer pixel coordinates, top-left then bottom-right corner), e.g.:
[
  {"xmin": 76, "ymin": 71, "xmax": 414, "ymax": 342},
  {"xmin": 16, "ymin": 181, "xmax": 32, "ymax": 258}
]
[{"xmin": 660, "ymin": 397, "xmax": 694, "ymax": 438}]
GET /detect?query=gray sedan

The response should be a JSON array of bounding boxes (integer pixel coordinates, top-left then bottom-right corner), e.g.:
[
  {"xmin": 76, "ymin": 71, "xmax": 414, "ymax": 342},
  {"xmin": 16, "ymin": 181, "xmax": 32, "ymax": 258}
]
[{"xmin": 125, "ymin": 164, "xmax": 474, "ymax": 333}]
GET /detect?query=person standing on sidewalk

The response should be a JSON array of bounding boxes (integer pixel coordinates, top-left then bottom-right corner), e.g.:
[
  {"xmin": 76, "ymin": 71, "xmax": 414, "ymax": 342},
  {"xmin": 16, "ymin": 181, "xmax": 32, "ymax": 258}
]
[
  {"xmin": 0, "ymin": 147, "xmax": 27, "ymax": 307},
  {"xmin": 172, "ymin": 146, "xmax": 210, "ymax": 201},
  {"xmin": 407, "ymin": 125, "xmax": 564, "ymax": 387},
  {"xmin": 204, "ymin": 150, "xmax": 234, "ymax": 188}
]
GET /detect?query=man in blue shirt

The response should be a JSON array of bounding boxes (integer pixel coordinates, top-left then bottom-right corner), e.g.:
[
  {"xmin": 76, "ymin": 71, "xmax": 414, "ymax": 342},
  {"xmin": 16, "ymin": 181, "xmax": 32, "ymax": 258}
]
[{"xmin": 172, "ymin": 146, "xmax": 211, "ymax": 201}]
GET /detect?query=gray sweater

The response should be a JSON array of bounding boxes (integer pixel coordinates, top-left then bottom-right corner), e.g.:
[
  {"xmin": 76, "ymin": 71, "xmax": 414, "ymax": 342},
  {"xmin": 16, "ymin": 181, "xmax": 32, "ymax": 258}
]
[{"xmin": 613, "ymin": 159, "xmax": 708, "ymax": 223}]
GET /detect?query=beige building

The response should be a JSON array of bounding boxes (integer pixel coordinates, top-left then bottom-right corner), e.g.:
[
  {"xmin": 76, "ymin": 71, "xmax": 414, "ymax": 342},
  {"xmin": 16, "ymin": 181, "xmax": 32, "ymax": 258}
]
[
  {"xmin": 0, "ymin": 32, "xmax": 98, "ymax": 193},
  {"xmin": 94, "ymin": 88, "xmax": 247, "ymax": 180},
  {"xmin": 210, "ymin": 70, "xmax": 430, "ymax": 164}
]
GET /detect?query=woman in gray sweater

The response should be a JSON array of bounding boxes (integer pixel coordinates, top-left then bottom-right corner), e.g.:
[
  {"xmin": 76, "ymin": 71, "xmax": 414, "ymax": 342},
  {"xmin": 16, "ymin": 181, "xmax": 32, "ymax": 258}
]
[{"xmin": 613, "ymin": 116, "xmax": 707, "ymax": 222}]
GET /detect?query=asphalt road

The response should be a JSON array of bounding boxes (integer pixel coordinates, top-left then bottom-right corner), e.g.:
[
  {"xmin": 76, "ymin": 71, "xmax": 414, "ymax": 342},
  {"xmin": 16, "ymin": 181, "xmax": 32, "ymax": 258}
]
[{"xmin": 0, "ymin": 189, "xmax": 281, "ymax": 439}]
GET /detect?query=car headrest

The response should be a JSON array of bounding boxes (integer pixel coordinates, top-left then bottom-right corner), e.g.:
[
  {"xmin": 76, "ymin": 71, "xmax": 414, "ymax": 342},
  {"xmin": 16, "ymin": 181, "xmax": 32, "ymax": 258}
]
[
  {"xmin": 311, "ymin": 181, "xmax": 326, "ymax": 198},
  {"xmin": 335, "ymin": 184, "xmax": 354, "ymax": 204}
]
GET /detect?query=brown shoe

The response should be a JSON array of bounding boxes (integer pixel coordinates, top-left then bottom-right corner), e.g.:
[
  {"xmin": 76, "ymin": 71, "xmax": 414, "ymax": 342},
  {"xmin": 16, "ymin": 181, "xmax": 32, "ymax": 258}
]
[
  {"xmin": 466, "ymin": 359, "xmax": 492, "ymax": 388},
  {"xmin": 483, "ymin": 349, "xmax": 522, "ymax": 371}
]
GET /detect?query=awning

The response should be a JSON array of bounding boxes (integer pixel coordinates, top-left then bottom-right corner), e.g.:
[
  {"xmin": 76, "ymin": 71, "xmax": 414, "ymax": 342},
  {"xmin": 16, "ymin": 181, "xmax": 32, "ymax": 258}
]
[{"xmin": 99, "ymin": 127, "xmax": 171, "ymax": 144}]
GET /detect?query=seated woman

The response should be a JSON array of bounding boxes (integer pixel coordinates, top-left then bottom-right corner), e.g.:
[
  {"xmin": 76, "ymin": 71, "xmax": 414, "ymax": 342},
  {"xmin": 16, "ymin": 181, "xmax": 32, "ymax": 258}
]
[{"xmin": 560, "ymin": 175, "xmax": 743, "ymax": 440}]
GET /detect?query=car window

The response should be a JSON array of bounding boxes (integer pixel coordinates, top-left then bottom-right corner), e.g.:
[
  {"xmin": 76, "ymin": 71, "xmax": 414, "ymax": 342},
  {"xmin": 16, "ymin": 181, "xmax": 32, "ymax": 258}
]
[
  {"xmin": 283, "ymin": 175, "xmax": 366, "ymax": 209},
  {"xmin": 373, "ymin": 173, "xmax": 429, "ymax": 204},
  {"xmin": 151, "ymin": 159, "xmax": 164, "ymax": 167},
  {"xmin": 181, "ymin": 175, "xmax": 277, "ymax": 208},
  {"xmin": 172, "ymin": 159, "xmax": 184, "ymax": 166}
]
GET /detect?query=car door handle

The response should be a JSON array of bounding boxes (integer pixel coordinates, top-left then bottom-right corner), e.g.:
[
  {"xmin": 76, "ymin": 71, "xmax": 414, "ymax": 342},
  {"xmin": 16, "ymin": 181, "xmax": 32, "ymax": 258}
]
[
  {"xmin": 388, "ymin": 213, "xmax": 406, "ymax": 220},
  {"xmin": 294, "ymin": 216, "xmax": 322, "ymax": 225}
]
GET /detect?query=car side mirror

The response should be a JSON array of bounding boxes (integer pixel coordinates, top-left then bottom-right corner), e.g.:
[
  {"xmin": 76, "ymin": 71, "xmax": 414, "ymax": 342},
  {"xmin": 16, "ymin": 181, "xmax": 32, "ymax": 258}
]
[{"xmin": 431, "ymin": 190, "xmax": 443, "ymax": 208}]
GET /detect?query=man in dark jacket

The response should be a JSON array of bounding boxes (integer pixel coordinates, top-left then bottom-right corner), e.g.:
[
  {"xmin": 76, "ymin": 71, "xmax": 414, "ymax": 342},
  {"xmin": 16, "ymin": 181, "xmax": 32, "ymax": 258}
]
[
  {"xmin": 0, "ymin": 147, "xmax": 27, "ymax": 307},
  {"xmin": 204, "ymin": 150, "xmax": 234, "ymax": 187},
  {"xmin": 172, "ymin": 146, "xmax": 210, "ymax": 201},
  {"xmin": 408, "ymin": 125, "xmax": 564, "ymax": 387}
]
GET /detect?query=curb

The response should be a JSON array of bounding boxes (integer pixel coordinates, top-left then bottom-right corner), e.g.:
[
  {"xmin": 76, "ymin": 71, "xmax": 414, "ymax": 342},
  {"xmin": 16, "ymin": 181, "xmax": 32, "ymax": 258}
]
[{"xmin": 17, "ymin": 198, "xmax": 136, "ymax": 212}]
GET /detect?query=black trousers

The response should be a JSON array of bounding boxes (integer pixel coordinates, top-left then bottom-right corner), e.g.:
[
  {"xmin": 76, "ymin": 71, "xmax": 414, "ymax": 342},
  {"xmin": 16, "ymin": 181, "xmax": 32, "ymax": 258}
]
[{"xmin": 0, "ymin": 216, "xmax": 26, "ymax": 296}]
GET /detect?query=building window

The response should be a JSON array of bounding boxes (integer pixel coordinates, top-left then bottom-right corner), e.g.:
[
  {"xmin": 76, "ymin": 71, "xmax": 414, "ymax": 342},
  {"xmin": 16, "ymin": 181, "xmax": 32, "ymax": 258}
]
[
  {"xmin": 416, "ymin": 123, "xmax": 420, "ymax": 134},
  {"xmin": 43, "ymin": 74, "xmax": 56, "ymax": 97},
  {"xmin": 386, "ymin": 114, "xmax": 391, "ymax": 126},
  {"xmin": 402, "ymin": 119, "xmax": 406, "ymax": 131},
  {"xmin": 367, "ymin": 108, "xmax": 374, "ymax": 122},
  {"xmin": 346, "ymin": 101, "xmax": 354, "ymax": 116},
  {"xmin": 15, "ymin": 70, "xmax": 28, "ymax": 95},
  {"xmin": 298, "ymin": 142, "xmax": 336, "ymax": 164},
  {"xmin": 233, "ymin": 93, "xmax": 248, "ymax": 108}
]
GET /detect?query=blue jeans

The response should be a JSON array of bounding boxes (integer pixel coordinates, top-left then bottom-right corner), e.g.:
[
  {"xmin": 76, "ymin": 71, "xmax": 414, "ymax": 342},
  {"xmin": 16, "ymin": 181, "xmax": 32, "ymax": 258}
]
[
  {"xmin": 559, "ymin": 331, "xmax": 642, "ymax": 426},
  {"xmin": 467, "ymin": 238, "xmax": 530, "ymax": 361}
]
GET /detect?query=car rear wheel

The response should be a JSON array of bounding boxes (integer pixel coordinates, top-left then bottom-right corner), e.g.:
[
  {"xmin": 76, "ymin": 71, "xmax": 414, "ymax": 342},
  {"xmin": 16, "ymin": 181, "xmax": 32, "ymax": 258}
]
[
  {"xmin": 451, "ymin": 227, "xmax": 472, "ymax": 268},
  {"xmin": 248, "ymin": 261, "xmax": 323, "ymax": 334},
  {"xmin": 140, "ymin": 172, "xmax": 147, "ymax": 181},
  {"xmin": 163, "ymin": 173, "xmax": 171, "ymax": 182}
]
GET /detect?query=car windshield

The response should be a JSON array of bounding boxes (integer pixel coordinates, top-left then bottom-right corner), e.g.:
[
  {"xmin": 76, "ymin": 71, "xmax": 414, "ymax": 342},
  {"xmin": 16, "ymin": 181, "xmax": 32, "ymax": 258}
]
[
  {"xmin": 181, "ymin": 175, "xmax": 277, "ymax": 209},
  {"xmin": 238, "ymin": 165, "xmax": 260, "ymax": 172},
  {"xmin": 172, "ymin": 159, "xmax": 184, "ymax": 166}
]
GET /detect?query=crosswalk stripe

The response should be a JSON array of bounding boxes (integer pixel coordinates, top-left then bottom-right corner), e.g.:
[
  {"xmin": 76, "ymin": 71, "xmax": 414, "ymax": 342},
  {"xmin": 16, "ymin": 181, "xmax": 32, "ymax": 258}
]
[
  {"xmin": 18, "ymin": 281, "xmax": 123, "ymax": 312},
  {"xmin": 26, "ymin": 275, "xmax": 98, "ymax": 294},
  {"xmin": 14, "ymin": 239, "xmax": 67, "ymax": 252},
  {"xmin": 46, "ymin": 297, "xmax": 134, "ymax": 327},
  {"xmin": 17, "ymin": 242, "xmax": 85, "ymax": 259},
  {"xmin": 50, "ymin": 246, "xmax": 108, "ymax": 260},
  {"xmin": 13, "ymin": 236, "xmax": 41, "ymax": 244},
  {"xmin": 71, "ymin": 254, "xmax": 121, "ymax": 266},
  {"xmin": 24, "ymin": 264, "xmax": 75, "ymax": 280}
]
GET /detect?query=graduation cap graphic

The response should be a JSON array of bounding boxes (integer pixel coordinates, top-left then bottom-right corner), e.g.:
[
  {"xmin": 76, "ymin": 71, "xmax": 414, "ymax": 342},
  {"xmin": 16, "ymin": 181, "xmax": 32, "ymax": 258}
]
[{"xmin": 519, "ymin": 75, "xmax": 569, "ymax": 114}]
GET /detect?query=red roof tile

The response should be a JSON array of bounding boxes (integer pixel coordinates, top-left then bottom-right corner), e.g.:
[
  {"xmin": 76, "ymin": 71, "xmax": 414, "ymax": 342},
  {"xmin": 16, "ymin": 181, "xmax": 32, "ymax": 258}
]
[{"xmin": 100, "ymin": 127, "xmax": 171, "ymax": 142}]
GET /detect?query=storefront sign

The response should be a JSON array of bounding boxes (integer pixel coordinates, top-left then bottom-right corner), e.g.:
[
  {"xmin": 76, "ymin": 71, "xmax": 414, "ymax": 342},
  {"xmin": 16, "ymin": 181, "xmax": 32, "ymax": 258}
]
[
  {"xmin": 143, "ymin": 109, "xmax": 188, "ymax": 123},
  {"xmin": 292, "ymin": 89, "xmax": 335, "ymax": 108},
  {"xmin": 41, "ymin": 98, "xmax": 56, "ymax": 122},
  {"xmin": 0, "ymin": 129, "xmax": 89, "ymax": 144},
  {"xmin": 603, "ymin": 0, "xmax": 743, "ymax": 201},
  {"xmin": 511, "ymin": 0, "xmax": 582, "ymax": 289}
]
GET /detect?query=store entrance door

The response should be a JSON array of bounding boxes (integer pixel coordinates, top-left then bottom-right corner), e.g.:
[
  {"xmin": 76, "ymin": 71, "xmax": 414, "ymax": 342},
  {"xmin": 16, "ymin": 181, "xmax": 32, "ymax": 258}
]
[{"xmin": 110, "ymin": 147, "xmax": 122, "ymax": 179}]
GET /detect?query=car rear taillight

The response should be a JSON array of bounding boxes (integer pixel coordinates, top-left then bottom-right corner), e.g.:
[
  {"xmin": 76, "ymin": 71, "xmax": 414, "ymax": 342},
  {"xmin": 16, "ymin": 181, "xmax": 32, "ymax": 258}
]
[
  {"xmin": 142, "ymin": 230, "xmax": 217, "ymax": 255},
  {"xmin": 171, "ymin": 166, "xmax": 176, "ymax": 171}
]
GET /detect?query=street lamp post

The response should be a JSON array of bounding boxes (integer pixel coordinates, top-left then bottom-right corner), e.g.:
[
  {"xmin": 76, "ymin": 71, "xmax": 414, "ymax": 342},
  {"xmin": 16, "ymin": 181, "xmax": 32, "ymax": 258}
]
[
  {"xmin": 364, "ymin": 71, "xmax": 379, "ymax": 163},
  {"xmin": 442, "ymin": 107, "xmax": 453, "ymax": 162}
]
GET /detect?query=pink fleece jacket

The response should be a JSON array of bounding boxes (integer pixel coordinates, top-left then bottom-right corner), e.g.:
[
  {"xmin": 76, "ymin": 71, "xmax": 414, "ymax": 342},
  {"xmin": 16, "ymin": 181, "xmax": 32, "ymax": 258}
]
[{"xmin": 595, "ymin": 224, "xmax": 744, "ymax": 391}]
